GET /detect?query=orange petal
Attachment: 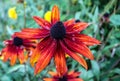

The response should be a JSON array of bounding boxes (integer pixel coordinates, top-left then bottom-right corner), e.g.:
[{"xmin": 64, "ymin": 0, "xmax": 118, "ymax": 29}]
[
  {"xmin": 60, "ymin": 41, "xmax": 88, "ymax": 70},
  {"xmin": 3, "ymin": 50, "xmax": 10, "ymax": 62},
  {"xmin": 30, "ymin": 49, "xmax": 41, "ymax": 67},
  {"xmin": 67, "ymin": 22, "xmax": 89, "ymax": 34},
  {"xmin": 48, "ymin": 71, "xmax": 58, "ymax": 76},
  {"xmin": 33, "ymin": 16, "xmax": 51, "ymax": 30},
  {"xmin": 74, "ymin": 34, "xmax": 101, "ymax": 46},
  {"xmin": 68, "ymin": 78, "xmax": 83, "ymax": 81},
  {"xmin": 54, "ymin": 45, "xmax": 67, "ymax": 76},
  {"xmin": 34, "ymin": 41, "xmax": 56, "ymax": 74},
  {"xmin": 10, "ymin": 53, "xmax": 17, "ymax": 66},
  {"xmin": 43, "ymin": 78, "xmax": 56, "ymax": 81},
  {"xmin": 51, "ymin": 5, "xmax": 60, "ymax": 24},
  {"xmin": 64, "ymin": 38, "xmax": 94, "ymax": 60},
  {"xmin": 67, "ymin": 71, "xmax": 80, "ymax": 78},
  {"xmin": 18, "ymin": 49, "xmax": 25, "ymax": 64}
]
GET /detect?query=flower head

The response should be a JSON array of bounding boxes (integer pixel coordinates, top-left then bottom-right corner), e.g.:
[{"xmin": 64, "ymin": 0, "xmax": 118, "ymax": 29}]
[
  {"xmin": 1, "ymin": 35, "xmax": 36, "ymax": 65},
  {"xmin": 8, "ymin": 7, "xmax": 18, "ymax": 20},
  {"xmin": 43, "ymin": 71, "xmax": 83, "ymax": 81},
  {"xmin": 44, "ymin": 11, "xmax": 52, "ymax": 22},
  {"xmin": 102, "ymin": 13, "xmax": 110, "ymax": 22},
  {"xmin": 15, "ymin": 5, "xmax": 100, "ymax": 75}
]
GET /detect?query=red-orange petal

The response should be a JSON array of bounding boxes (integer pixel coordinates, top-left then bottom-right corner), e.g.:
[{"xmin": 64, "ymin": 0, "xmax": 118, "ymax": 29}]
[
  {"xmin": 30, "ymin": 37, "xmax": 52, "ymax": 66},
  {"xmin": 34, "ymin": 41, "xmax": 56, "ymax": 74},
  {"xmin": 14, "ymin": 29, "xmax": 49, "ymax": 39},
  {"xmin": 64, "ymin": 38, "xmax": 94, "ymax": 60},
  {"xmin": 60, "ymin": 41, "xmax": 88, "ymax": 69},
  {"xmin": 66, "ymin": 22, "xmax": 89, "ymax": 34},
  {"xmin": 3, "ymin": 45, "xmax": 14, "ymax": 62},
  {"xmin": 18, "ymin": 49, "xmax": 25, "ymax": 64},
  {"xmin": 21, "ymin": 28, "xmax": 43, "ymax": 33},
  {"xmin": 74, "ymin": 34, "xmax": 101, "ymax": 46},
  {"xmin": 10, "ymin": 53, "xmax": 17, "ymax": 66},
  {"xmin": 54, "ymin": 45, "xmax": 68, "ymax": 76},
  {"xmin": 33, "ymin": 16, "xmax": 51, "ymax": 30},
  {"xmin": 64, "ymin": 19, "xmax": 75, "ymax": 27},
  {"xmin": 51, "ymin": 5, "xmax": 60, "ymax": 24}
]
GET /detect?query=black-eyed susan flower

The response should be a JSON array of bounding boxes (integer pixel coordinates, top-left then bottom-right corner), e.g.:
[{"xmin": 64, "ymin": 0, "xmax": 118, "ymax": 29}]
[
  {"xmin": 103, "ymin": 13, "xmax": 110, "ymax": 22},
  {"xmin": 44, "ymin": 11, "xmax": 52, "ymax": 22},
  {"xmin": 1, "ymin": 35, "xmax": 36, "ymax": 65},
  {"xmin": 15, "ymin": 5, "xmax": 100, "ymax": 75},
  {"xmin": 43, "ymin": 71, "xmax": 83, "ymax": 81},
  {"xmin": 8, "ymin": 7, "xmax": 18, "ymax": 20}
]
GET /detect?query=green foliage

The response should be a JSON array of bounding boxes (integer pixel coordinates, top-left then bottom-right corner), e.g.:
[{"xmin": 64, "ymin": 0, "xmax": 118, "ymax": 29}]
[
  {"xmin": 110, "ymin": 14, "xmax": 120, "ymax": 26},
  {"xmin": 0, "ymin": 0, "xmax": 120, "ymax": 81}
]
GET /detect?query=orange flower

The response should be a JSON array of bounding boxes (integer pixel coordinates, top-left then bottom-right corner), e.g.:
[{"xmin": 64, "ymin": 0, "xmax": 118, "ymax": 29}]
[
  {"xmin": 43, "ymin": 71, "xmax": 83, "ymax": 81},
  {"xmin": 1, "ymin": 35, "xmax": 36, "ymax": 65},
  {"xmin": 15, "ymin": 5, "xmax": 100, "ymax": 75}
]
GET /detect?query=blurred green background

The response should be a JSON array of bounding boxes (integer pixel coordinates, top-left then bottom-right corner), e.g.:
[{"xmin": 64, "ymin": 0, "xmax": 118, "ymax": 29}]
[{"xmin": 0, "ymin": 0, "xmax": 120, "ymax": 81}]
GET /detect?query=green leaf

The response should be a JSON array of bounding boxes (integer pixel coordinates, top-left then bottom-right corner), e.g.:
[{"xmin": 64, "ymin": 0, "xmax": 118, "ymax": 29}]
[
  {"xmin": 91, "ymin": 60, "xmax": 100, "ymax": 81},
  {"xmin": 0, "ymin": 75, "xmax": 12, "ymax": 81},
  {"xmin": 110, "ymin": 14, "xmax": 120, "ymax": 26},
  {"xmin": 7, "ymin": 65, "xmax": 25, "ymax": 74}
]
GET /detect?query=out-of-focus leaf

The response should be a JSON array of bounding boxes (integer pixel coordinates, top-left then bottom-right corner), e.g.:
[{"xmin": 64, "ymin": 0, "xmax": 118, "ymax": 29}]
[
  {"xmin": 111, "ymin": 68, "xmax": 120, "ymax": 74},
  {"xmin": 6, "ymin": 26, "xmax": 14, "ymax": 35},
  {"xmin": 110, "ymin": 14, "xmax": 120, "ymax": 26},
  {"xmin": 78, "ymin": 67, "xmax": 94, "ymax": 81},
  {"xmin": 7, "ymin": 65, "xmax": 25, "ymax": 74},
  {"xmin": 91, "ymin": 60, "xmax": 100, "ymax": 81},
  {"xmin": 0, "ymin": 75, "xmax": 12, "ymax": 81}
]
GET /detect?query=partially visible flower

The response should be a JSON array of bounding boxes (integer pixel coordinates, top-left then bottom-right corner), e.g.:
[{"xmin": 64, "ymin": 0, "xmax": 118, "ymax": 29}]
[
  {"xmin": 75, "ymin": 19, "xmax": 81, "ymax": 23},
  {"xmin": 103, "ymin": 13, "xmax": 110, "ymax": 22},
  {"xmin": 8, "ymin": 7, "xmax": 18, "ymax": 20},
  {"xmin": 17, "ymin": 0, "xmax": 24, "ymax": 3},
  {"xmin": 0, "ymin": 51, "xmax": 3, "ymax": 60},
  {"xmin": 101, "ymin": 13, "xmax": 110, "ymax": 23},
  {"xmin": 43, "ymin": 71, "xmax": 83, "ymax": 81},
  {"xmin": 1, "ymin": 35, "xmax": 36, "ymax": 65},
  {"xmin": 44, "ymin": 11, "xmax": 51, "ymax": 22},
  {"xmin": 15, "ymin": 5, "xmax": 100, "ymax": 75},
  {"xmin": 103, "ymin": 13, "xmax": 110, "ymax": 18}
]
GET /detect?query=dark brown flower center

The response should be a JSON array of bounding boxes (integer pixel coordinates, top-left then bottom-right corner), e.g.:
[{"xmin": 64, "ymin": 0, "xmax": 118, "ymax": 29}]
[
  {"xmin": 50, "ymin": 21, "xmax": 66, "ymax": 40},
  {"xmin": 75, "ymin": 19, "xmax": 80, "ymax": 23},
  {"xmin": 13, "ymin": 37, "xmax": 23, "ymax": 46},
  {"xmin": 103, "ymin": 13, "xmax": 110, "ymax": 18},
  {"xmin": 58, "ymin": 76, "xmax": 67, "ymax": 81}
]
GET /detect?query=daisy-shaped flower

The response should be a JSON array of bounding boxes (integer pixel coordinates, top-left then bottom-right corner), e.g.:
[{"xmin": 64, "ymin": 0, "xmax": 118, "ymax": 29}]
[
  {"xmin": 43, "ymin": 71, "xmax": 83, "ymax": 81},
  {"xmin": 15, "ymin": 5, "xmax": 100, "ymax": 75},
  {"xmin": 1, "ymin": 35, "xmax": 36, "ymax": 65}
]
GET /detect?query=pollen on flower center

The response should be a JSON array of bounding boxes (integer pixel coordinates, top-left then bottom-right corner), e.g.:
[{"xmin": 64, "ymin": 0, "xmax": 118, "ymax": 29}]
[
  {"xmin": 50, "ymin": 21, "xmax": 66, "ymax": 40},
  {"xmin": 58, "ymin": 76, "xmax": 67, "ymax": 81},
  {"xmin": 13, "ymin": 37, "xmax": 23, "ymax": 46}
]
